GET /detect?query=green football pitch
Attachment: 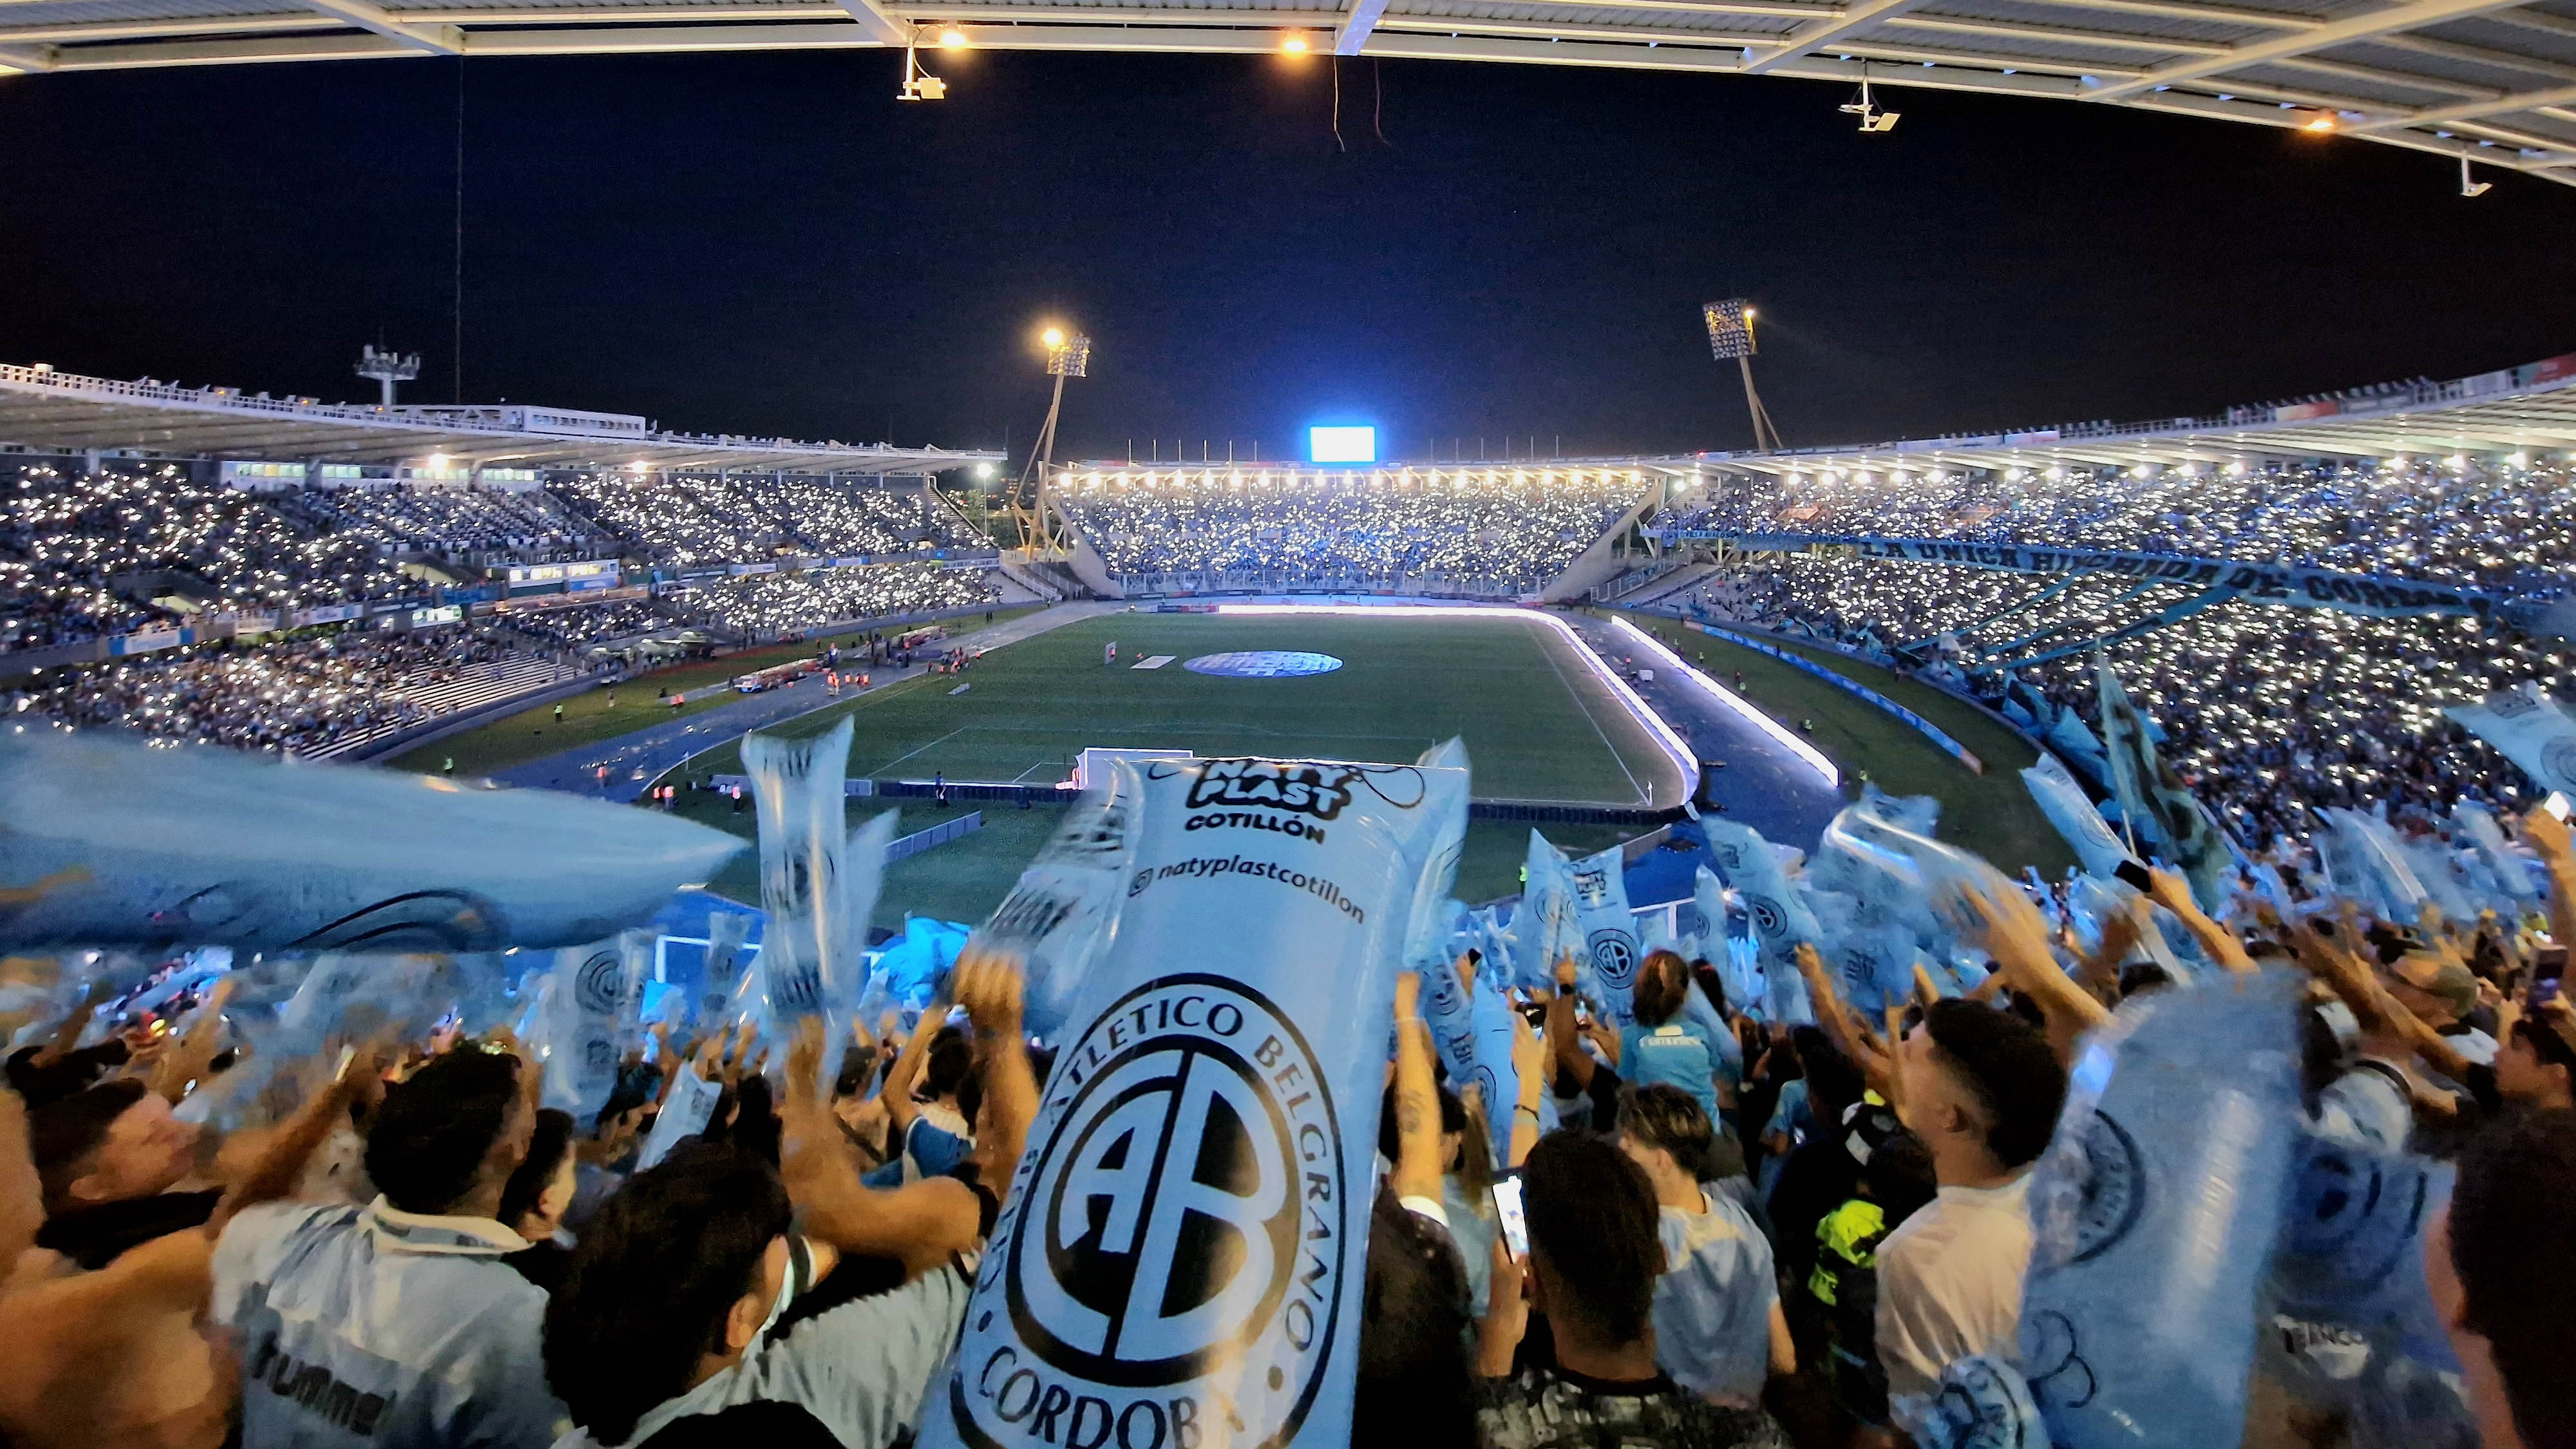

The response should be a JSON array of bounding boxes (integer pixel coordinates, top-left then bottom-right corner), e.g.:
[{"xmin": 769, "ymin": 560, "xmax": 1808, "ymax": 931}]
[{"xmin": 671, "ymin": 610, "xmax": 1688, "ymax": 808}]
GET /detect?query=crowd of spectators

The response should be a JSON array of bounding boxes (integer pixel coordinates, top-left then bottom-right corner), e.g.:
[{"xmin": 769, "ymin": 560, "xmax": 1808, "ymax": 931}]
[
  {"xmin": 10, "ymin": 627, "xmax": 549, "ymax": 756},
  {"xmin": 0, "ymin": 466, "xmax": 415, "ymax": 652},
  {"xmin": 9, "ymin": 801, "xmax": 2576, "ymax": 1449},
  {"xmin": 1653, "ymin": 457, "xmax": 2576, "ymax": 592},
  {"xmin": 672, "ymin": 563, "xmax": 1001, "ymax": 638},
  {"xmin": 548, "ymin": 472, "xmax": 983, "ymax": 567},
  {"xmin": 293, "ymin": 486, "xmax": 610, "ymax": 563},
  {"xmin": 1061, "ymin": 470, "xmax": 1647, "ymax": 594},
  {"xmin": 0, "ymin": 460, "xmax": 1015, "ymax": 755},
  {"xmin": 1676, "ymin": 551, "xmax": 2571, "ymax": 850},
  {"xmin": 0, "ymin": 462, "xmax": 997, "ymax": 662},
  {"xmin": 499, "ymin": 599, "xmax": 675, "ymax": 654}
]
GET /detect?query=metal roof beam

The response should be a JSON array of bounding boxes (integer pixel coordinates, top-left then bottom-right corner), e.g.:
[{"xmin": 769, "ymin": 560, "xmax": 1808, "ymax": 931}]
[
  {"xmin": 44, "ymin": 30, "xmax": 419, "ymax": 67},
  {"xmin": 833, "ymin": 0, "xmax": 907, "ymax": 46},
  {"xmin": 2081, "ymin": 0, "xmax": 2530, "ymax": 100},
  {"xmin": 2345, "ymin": 75, "xmax": 2576, "ymax": 130},
  {"xmin": 1336, "ymin": 0, "xmax": 1387, "ymax": 52},
  {"xmin": 0, "ymin": 41, "xmax": 57, "ymax": 69},
  {"xmin": 1980, "ymin": 0, "xmax": 2318, "ymax": 30},
  {"xmin": 294, "ymin": 0, "xmax": 459, "ymax": 53},
  {"xmin": 1740, "ymin": 0, "xmax": 1931, "ymax": 73},
  {"xmin": 1889, "ymin": 14, "xmax": 2227, "ymax": 53}
]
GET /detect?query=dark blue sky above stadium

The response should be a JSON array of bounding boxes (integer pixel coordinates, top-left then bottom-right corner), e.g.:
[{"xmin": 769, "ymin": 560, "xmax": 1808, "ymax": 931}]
[{"xmin": 4, "ymin": 50, "xmax": 2575, "ymax": 462}]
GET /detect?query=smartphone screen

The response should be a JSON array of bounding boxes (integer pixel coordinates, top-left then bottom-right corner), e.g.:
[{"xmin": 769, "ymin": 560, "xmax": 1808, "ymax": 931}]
[
  {"xmin": 2112, "ymin": 858, "xmax": 2154, "ymax": 892},
  {"xmin": 2532, "ymin": 945, "xmax": 2569, "ymax": 1010},
  {"xmin": 2548, "ymin": 792, "xmax": 2572, "ymax": 822},
  {"xmin": 1490, "ymin": 1171, "xmax": 1530, "ymax": 1260}
]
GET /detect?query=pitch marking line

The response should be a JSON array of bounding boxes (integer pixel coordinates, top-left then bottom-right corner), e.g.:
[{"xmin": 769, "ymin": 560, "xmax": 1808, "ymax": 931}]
[
  {"xmin": 860, "ymin": 726, "xmax": 969, "ymax": 777},
  {"xmin": 1530, "ymin": 623, "xmax": 1650, "ymax": 808}
]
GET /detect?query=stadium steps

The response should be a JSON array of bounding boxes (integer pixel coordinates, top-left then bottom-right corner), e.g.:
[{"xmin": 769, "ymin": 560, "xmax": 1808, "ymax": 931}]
[
  {"xmin": 996, "ymin": 552, "xmax": 1068, "ymax": 602},
  {"xmin": 295, "ymin": 656, "xmax": 571, "ymax": 761},
  {"xmin": 1607, "ymin": 562, "xmax": 1716, "ymax": 610}
]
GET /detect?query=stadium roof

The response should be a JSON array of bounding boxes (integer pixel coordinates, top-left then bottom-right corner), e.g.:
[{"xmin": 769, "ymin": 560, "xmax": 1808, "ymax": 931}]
[
  {"xmin": 2, "ymin": 0, "xmax": 2574, "ymax": 187},
  {"xmin": 0, "ymin": 361, "xmax": 1001, "ymax": 473},
  {"xmin": 1698, "ymin": 345, "xmax": 2576, "ymax": 477}
]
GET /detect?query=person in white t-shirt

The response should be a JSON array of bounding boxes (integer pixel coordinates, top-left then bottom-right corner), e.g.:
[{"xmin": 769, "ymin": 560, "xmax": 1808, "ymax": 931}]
[{"xmin": 1873, "ymin": 999, "xmax": 2066, "ymax": 1406}]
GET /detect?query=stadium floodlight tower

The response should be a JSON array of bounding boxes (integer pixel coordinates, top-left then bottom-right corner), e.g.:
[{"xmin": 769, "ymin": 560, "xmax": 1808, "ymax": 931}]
[
  {"xmin": 1012, "ymin": 325, "xmax": 1090, "ymax": 554},
  {"xmin": 355, "ymin": 344, "xmax": 421, "ymax": 407},
  {"xmin": 1701, "ymin": 300, "xmax": 1783, "ymax": 452}
]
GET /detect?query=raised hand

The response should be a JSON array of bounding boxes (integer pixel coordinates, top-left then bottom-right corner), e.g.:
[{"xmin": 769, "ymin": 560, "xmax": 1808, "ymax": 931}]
[
  {"xmin": 783, "ymin": 1018, "xmax": 826, "ymax": 1117},
  {"xmin": 2522, "ymin": 802, "xmax": 2572, "ymax": 862},
  {"xmin": 953, "ymin": 947, "xmax": 1026, "ymax": 1039}
]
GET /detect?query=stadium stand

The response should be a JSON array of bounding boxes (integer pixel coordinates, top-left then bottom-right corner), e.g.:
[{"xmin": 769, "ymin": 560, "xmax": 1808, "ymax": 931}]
[
  {"xmin": 294, "ymin": 483, "xmax": 614, "ymax": 566},
  {"xmin": 14, "ymin": 628, "xmax": 570, "ymax": 759},
  {"xmin": 1057, "ymin": 467, "xmax": 1648, "ymax": 595},
  {"xmin": 0, "ymin": 463, "xmax": 415, "ymax": 652},
  {"xmin": 549, "ymin": 471, "xmax": 986, "ymax": 566},
  {"xmin": 0, "ymin": 455, "xmax": 1010, "ymax": 757},
  {"xmin": 1653, "ymin": 456, "xmax": 2576, "ymax": 592},
  {"xmin": 671, "ymin": 560, "xmax": 999, "ymax": 637}
]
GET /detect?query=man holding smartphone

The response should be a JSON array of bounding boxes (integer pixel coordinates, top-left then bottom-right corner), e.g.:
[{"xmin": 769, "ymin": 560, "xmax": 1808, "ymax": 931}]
[{"xmin": 1472, "ymin": 1133, "xmax": 1789, "ymax": 1449}]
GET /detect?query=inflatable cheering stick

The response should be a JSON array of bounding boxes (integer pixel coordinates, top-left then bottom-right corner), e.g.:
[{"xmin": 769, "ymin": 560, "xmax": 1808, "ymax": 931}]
[
  {"xmin": 922, "ymin": 750, "xmax": 1470, "ymax": 1449},
  {"xmin": 2016, "ymin": 971, "xmax": 2304, "ymax": 1449},
  {"xmin": 0, "ymin": 732, "xmax": 744, "ymax": 951}
]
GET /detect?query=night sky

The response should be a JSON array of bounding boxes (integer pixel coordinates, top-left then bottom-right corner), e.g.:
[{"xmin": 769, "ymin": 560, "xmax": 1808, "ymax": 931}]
[{"xmin": 5, "ymin": 48, "xmax": 2575, "ymax": 464}]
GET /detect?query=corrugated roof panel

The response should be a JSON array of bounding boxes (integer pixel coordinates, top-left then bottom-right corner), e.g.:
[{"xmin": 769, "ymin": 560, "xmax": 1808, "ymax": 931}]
[
  {"xmin": 2327, "ymin": 39, "xmax": 2541, "ymax": 91},
  {"xmin": 1877, "ymin": 15, "xmax": 2212, "ymax": 66},
  {"xmin": 0, "ymin": 0, "xmax": 305, "ymax": 25},
  {"xmin": 1390, "ymin": 0, "xmax": 1799, "ymax": 37},
  {"xmin": 2443, "ymin": 14, "xmax": 2576, "ymax": 66},
  {"xmin": 2233, "ymin": 59, "xmax": 2463, "ymax": 102},
  {"xmin": 1922, "ymin": 0, "xmax": 2285, "ymax": 49}
]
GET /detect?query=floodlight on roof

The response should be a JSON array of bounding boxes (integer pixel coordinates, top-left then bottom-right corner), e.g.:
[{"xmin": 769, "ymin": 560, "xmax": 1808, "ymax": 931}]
[
  {"xmin": 1839, "ymin": 70, "xmax": 1898, "ymax": 131},
  {"xmin": 939, "ymin": 24, "xmax": 967, "ymax": 46},
  {"xmin": 1281, "ymin": 30, "xmax": 1309, "ymax": 51},
  {"xmin": 898, "ymin": 30, "xmax": 949, "ymax": 99}
]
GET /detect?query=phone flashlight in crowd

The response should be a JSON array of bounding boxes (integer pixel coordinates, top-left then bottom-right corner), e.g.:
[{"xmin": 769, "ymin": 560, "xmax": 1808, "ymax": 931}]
[
  {"xmin": 2532, "ymin": 944, "xmax": 2569, "ymax": 1012},
  {"xmin": 1490, "ymin": 1169, "xmax": 1530, "ymax": 1261}
]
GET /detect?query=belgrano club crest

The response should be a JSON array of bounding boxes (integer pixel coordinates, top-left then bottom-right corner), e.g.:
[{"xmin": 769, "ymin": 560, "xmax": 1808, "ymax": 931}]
[{"xmin": 951, "ymin": 974, "xmax": 1345, "ymax": 1449}]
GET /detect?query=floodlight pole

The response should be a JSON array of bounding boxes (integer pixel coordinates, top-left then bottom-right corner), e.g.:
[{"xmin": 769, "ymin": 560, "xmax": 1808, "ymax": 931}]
[
  {"xmin": 1700, "ymin": 299, "xmax": 1781, "ymax": 456},
  {"xmin": 1018, "ymin": 371, "xmax": 1068, "ymax": 553},
  {"xmin": 1738, "ymin": 355, "xmax": 1783, "ymax": 452},
  {"xmin": 1014, "ymin": 332, "xmax": 1088, "ymax": 557}
]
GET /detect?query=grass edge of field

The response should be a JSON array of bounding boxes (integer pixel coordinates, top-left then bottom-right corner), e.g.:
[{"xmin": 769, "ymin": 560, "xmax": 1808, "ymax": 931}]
[
  {"xmin": 1598, "ymin": 608, "xmax": 2076, "ymax": 875},
  {"xmin": 383, "ymin": 603, "xmax": 1046, "ymax": 777}
]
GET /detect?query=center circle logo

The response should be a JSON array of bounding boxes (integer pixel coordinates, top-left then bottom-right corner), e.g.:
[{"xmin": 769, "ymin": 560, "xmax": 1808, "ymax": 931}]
[
  {"xmin": 1182, "ymin": 650, "xmax": 1344, "ymax": 679},
  {"xmin": 956, "ymin": 974, "xmax": 1345, "ymax": 1449}
]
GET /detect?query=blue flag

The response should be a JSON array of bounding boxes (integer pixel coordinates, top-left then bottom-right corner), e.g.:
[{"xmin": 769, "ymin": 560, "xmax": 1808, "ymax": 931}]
[{"xmin": 1701, "ymin": 818, "xmax": 1821, "ymax": 1025}]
